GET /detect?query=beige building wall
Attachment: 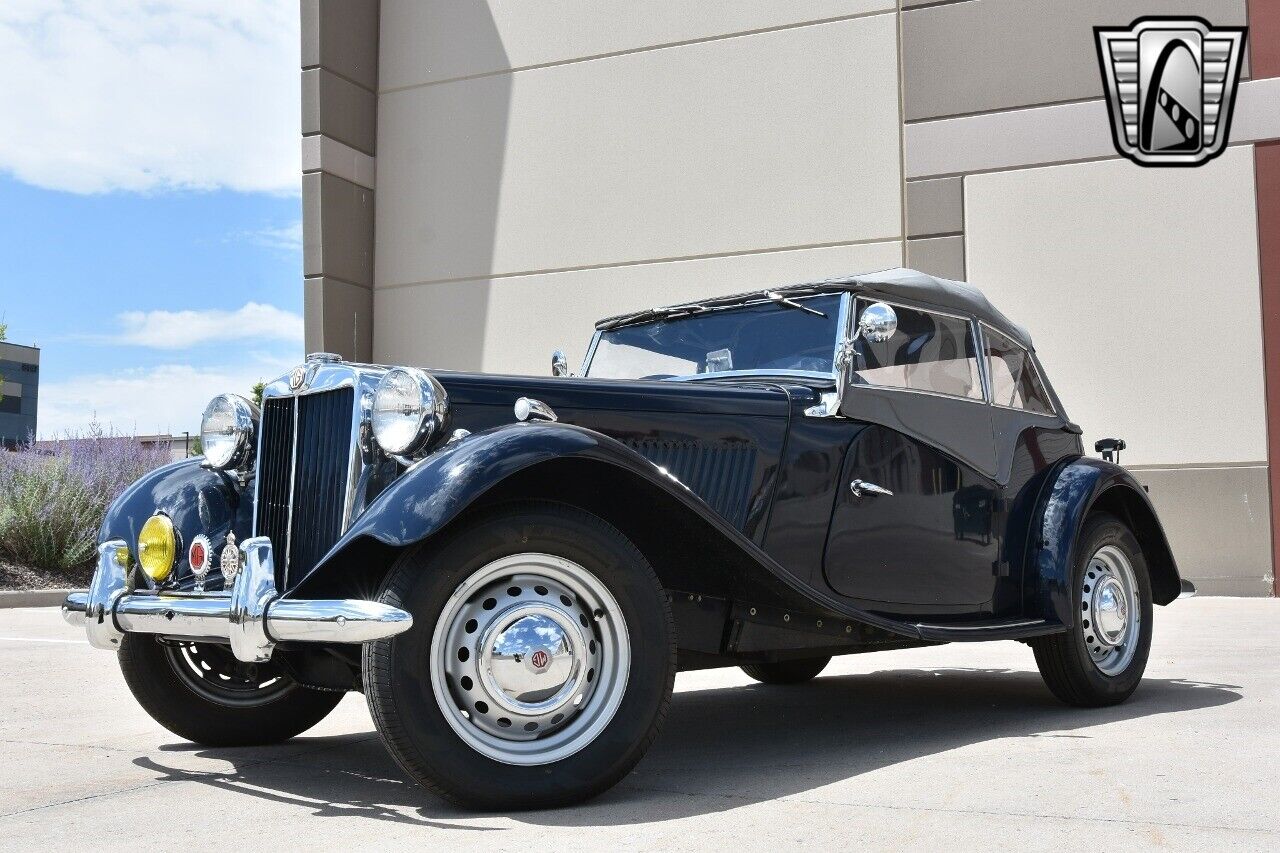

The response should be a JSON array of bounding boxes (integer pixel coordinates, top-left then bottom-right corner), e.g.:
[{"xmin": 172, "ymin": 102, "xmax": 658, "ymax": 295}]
[
  {"xmin": 303, "ymin": 0, "xmax": 1280, "ymax": 595},
  {"xmin": 964, "ymin": 148, "xmax": 1271, "ymax": 595},
  {"xmin": 373, "ymin": 2, "xmax": 904, "ymax": 373}
]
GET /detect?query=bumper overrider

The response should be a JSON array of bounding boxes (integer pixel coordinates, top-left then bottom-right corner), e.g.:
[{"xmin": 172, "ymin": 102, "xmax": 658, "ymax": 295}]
[{"xmin": 62, "ymin": 538, "xmax": 412, "ymax": 663}]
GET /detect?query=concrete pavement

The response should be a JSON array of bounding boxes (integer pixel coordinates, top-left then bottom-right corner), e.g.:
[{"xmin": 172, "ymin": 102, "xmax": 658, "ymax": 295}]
[{"xmin": 0, "ymin": 598, "xmax": 1275, "ymax": 851}]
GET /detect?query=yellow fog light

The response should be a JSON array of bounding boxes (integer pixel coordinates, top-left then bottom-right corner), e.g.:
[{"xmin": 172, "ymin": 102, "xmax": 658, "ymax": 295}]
[{"xmin": 137, "ymin": 515, "xmax": 177, "ymax": 582}]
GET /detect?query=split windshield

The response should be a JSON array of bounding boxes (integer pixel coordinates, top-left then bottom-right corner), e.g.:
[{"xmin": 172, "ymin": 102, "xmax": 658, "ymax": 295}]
[{"xmin": 586, "ymin": 294, "xmax": 843, "ymax": 380}]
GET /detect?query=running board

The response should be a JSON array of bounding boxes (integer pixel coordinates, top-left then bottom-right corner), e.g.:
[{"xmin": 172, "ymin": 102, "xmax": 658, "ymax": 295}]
[{"xmin": 912, "ymin": 618, "xmax": 1065, "ymax": 642}]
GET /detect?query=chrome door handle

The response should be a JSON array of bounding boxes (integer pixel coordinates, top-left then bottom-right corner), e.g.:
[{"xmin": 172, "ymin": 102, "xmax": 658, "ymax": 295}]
[{"xmin": 850, "ymin": 479, "xmax": 893, "ymax": 498}]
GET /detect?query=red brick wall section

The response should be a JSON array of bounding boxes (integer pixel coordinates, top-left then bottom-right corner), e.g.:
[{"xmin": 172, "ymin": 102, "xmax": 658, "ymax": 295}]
[
  {"xmin": 1248, "ymin": 0, "xmax": 1279, "ymax": 79},
  {"xmin": 1256, "ymin": 142, "xmax": 1280, "ymax": 596}
]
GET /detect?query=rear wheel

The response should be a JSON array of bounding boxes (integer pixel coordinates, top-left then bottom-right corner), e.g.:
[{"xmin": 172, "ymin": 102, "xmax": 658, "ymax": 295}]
[
  {"xmin": 1031, "ymin": 512, "xmax": 1153, "ymax": 707},
  {"xmin": 740, "ymin": 656, "xmax": 831, "ymax": 685},
  {"xmin": 363, "ymin": 502, "xmax": 676, "ymax": 810},
  {"xmin": 118, "ymin": 635, "xmax": 343, "ymax": 746}
]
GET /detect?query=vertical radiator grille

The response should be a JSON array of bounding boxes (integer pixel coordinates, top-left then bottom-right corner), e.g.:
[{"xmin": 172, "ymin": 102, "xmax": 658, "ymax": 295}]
[
  {"xmin": 255, "ymin": 388, "xmax": 354, "ymax": 588},
  {"xmin": 624, "ymin": 439, "xmax": 757, "ymax": 529}
]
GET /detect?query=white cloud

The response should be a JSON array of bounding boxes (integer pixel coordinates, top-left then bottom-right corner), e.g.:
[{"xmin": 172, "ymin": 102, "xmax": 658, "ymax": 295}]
[
  {"xmin": 239, "ymin": 219, "xmax": 303, "ymax": 252},
  {"xmin": 37, "ymin": 355, "xmax": 297, "ymax": 438},
  {"xmin": 0, "ymin": 1, "xmax": 300, "ymax": 194},
  {"xmin": 110, "ymin": 302, "xmax": 304, "ymax": 349}
]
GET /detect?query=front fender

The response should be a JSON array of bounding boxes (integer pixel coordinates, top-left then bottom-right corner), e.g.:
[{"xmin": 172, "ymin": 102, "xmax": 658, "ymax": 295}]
[
  {"xmin": 300, "ymin": 421, "xmax": 719, "ymax": 583},
  {"xmin": 1030, "ymin": 457, "xmax": 1181, "ymax": 624},
  {"xmin": 294, "ymin": 421, "xmax": 926, "ymax": 639},
  {"xmin": 99, "ymin": 457, "xmax": 254, "ymax": 588}
]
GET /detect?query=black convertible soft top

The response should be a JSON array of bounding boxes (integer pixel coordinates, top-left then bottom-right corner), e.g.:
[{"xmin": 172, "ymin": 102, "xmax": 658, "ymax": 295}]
[{"xmin": 595, "ymin": 267, "xmax": 1033, "ymax": 350}]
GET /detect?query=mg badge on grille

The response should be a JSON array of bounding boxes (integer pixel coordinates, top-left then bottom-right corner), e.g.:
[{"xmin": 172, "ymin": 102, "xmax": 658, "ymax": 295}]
[
  {"xmin": 1095, "ymin": 17, "xmax": 1247, "ymax": 167},
  {"xmin": 288, "ymin": 366, "xmax": 307, "ymax": 391}
]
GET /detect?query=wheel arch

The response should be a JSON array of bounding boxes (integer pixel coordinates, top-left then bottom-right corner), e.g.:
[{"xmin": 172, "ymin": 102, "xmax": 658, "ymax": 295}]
[{"xmin": 1027, "ymin": 457, "xmax": 1181, "ymax": 625}]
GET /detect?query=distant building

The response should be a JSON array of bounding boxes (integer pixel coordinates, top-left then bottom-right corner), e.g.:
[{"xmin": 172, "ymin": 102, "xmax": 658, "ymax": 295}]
[
  {"xmin": 136, "ymin": 433, "xmax": 194, "ymax": 462},
  {"xmin": 0, "ymin": 341, "xmax": 39, "ymax": 450}
]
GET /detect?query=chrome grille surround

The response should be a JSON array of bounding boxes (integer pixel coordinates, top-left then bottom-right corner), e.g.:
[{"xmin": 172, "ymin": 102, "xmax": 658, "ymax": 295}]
[{"xmin": 253, "ymin": 360, "xmax": 389, "ymax": 590}]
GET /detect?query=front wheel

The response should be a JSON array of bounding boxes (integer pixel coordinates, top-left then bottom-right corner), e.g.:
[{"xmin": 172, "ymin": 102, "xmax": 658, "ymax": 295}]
[
  {"xmin": 1031, "ymin": 512, "xmax": 1153, "ymax": 707},
  {"xmin": 118, "ymin": 635, "xmax": 343, "ymax": 746},
  {"xmin": 363, "ymin": 502, "xmax": 676, "ymax": 810}
]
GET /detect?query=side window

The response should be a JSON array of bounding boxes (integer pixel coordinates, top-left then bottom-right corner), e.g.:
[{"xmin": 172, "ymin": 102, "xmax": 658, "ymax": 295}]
[
  {"xmin": 851, "ymin": 301, "xmax": 984, "ymax": 401},
  {"xmin": 983, "ymin": 326, "xmax": 1054, "ymax": 415}
]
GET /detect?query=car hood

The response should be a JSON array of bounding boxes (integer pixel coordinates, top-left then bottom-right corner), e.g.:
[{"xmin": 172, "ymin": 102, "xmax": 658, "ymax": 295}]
[{"xmin": 432, "ymin": 371, "xmax": 793, "ymax": 424}]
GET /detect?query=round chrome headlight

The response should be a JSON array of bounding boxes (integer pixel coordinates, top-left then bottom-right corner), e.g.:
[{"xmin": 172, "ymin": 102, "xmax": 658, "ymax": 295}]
[
  {"xmin": 372, "ymin": 368, "xmax": 448, "ymax": 457},
  {"xmin": 200, "ymin": 394, "xmax": 258, "ymax": 470}
]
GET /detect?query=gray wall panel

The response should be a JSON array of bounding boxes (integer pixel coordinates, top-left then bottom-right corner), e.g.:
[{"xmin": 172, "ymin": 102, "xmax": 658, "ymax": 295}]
[
  {"xmin": 302, "ymin": 69, "xmax": 378, "ymax": 155},
  {"xmin": 301, "ymin": 0, "xmax": 380, "ymax": 90},
  {"xmin": 907, "ymin": 177, "xmax": 964, "ymax": 236},
  {"xmin": 906, "ymin": 235, "xmax": 965, "ymax": 279},
  {"xmin": 1132, "ymin": 466, "xmax": 1274, "ymax": 597},
  {"xmin": 903, "ymin": 0, "xmax": 1248, "ymax": 121},
  {"xmin": 303, "ymin": 172, "xmax": 375, "ymax": 287},
  {"xmin": 304, "ymin": 277, "xmax": 373, "ymax": 363}
]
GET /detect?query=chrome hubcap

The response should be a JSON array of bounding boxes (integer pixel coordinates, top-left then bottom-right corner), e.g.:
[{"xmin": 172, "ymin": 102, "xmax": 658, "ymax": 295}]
[
  {"xmin": 479, "ymin": 604, "xmax": 593, "ymax": 717},
  {"xmin": 431, "ymin": 553, "xmax": 629, "ymax": 765},
  {"xmin": 1082, "ymin": 545, "xmax": 1140, "ymax": 676}
]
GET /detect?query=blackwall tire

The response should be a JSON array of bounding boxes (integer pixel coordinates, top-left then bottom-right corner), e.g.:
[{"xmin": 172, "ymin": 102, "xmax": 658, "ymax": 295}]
[
  {"xmin": 1031, "ymin": 512, "xmax": 1153, "ymax": 707},
  {"xmin": 117, "ymin": 634, "xmax": 343, "ymax": 746},
  {"xmin": 363, "ymin": 501, "xmax": 676, "ymax": 810},
  {"xmin": 740, "ymin": 656, "xmax": 831, "ymax": 685}
]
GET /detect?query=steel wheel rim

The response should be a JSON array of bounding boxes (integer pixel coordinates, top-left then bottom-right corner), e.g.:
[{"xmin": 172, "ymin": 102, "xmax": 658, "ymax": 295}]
[
  {"xmin": 1082, "ymin": 544, "xmax": 1140, "ymax": 676},
  {"xmin": 162, "ymin": 641, "xmax": 293, "ymax": 707},
  {"xmin": 430, "ymin": 553, "xmax": 631, "ymax": 766}
]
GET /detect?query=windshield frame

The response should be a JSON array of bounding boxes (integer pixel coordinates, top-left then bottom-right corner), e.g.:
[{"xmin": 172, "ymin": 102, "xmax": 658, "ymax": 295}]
[{"xmin": 582, "ymin": 292, "xmax": 852, "ymax": 383}]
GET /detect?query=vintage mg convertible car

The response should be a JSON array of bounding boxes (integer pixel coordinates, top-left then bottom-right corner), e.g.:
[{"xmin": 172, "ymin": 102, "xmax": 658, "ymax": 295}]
[{"xmin": 64, "ymin": 268, "xmax": 1189, "ymax": 809}]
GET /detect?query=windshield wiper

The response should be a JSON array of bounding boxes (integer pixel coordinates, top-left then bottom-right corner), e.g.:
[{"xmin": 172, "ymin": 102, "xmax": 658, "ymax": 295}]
[{"xmin": 765, "ymin": 291, "xmax": 827, "ymax": 318}]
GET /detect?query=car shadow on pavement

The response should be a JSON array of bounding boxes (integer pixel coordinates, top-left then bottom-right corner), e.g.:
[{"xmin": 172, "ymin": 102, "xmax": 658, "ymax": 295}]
[{"xmin": 131, "ymin": 667, "xmax": 1240, "ymax": 828}]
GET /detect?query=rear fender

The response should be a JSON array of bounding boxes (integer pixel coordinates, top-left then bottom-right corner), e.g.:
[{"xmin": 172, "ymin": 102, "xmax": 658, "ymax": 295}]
[{"xmin": 1029, "ymin": 457, "xmax": 1181, "ymax": 624}]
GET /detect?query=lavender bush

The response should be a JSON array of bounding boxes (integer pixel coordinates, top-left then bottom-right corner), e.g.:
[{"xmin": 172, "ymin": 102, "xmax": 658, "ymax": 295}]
[{"xmin": 0, "ymin": 425, "xmax": 173, "ymax": 573}]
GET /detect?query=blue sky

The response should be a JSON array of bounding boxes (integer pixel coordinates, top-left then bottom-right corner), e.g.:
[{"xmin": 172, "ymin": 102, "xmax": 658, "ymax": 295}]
[{"xmin": 0, "ymin": 1, "xmax": 301, "ymax": 438}]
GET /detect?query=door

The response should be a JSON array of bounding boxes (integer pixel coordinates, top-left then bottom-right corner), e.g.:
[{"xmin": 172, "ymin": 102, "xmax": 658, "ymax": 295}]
[{"xmin": 825, "ymin": 299, "xmax": 1001, "ymax": 614}]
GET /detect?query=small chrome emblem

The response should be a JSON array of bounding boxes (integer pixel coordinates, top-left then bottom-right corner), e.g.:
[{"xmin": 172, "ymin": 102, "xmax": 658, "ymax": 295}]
[
  {"xmin": 1095, "ymin": 17, "xmax": 1247, "ymax": 167},
  {"xmin": 288, "ymin": 366, "xmax": 307, "ymax": 391},
  {"xmin": 530, "ymin": 649, "xmax": 550, "ymax": 670},
  {"xmin": 220, "ymin": 531, "xmax": 241, "ymax": 585}
]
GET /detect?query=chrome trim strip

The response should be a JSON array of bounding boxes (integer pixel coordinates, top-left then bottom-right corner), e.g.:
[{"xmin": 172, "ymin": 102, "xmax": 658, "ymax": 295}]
[
  {"xmin": 284, "ymin": 396, "xmax": 299, "ymax": 576},
  {"xmin": 580, "ymin": 331, "xmax": 602, "ymax": 376},
  {"xmin": 63, "ymin": 538, "xmax": 412, "ymax": 664},
  {"xmin": 668, "ymin": 369, "xmax": 836, "ymax": 383}
]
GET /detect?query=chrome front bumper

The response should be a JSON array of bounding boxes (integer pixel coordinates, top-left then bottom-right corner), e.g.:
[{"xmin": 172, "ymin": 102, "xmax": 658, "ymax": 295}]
[{"xmin": 62, "ymin": 538, "xmax": 412, "ymax": 663}]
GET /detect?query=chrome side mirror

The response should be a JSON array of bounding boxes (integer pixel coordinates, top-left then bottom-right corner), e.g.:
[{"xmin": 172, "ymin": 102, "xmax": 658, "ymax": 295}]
[
  {"xmin": 551, "ymin": 350, "xmax": 570, "ymax": 377},
  {"xmin": 858, "ymin": 302, "xmax": 898, "ymax": 343}
]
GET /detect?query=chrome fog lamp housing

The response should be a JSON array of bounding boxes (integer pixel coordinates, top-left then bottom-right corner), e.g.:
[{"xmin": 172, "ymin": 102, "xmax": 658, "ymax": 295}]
[
  {"xmin": 200, "ymin": 394, "xmax": 259, "ymax": 470},
  {"xmin": 372, "ymin": 367, "xmax": 449, "ymax": 457}
]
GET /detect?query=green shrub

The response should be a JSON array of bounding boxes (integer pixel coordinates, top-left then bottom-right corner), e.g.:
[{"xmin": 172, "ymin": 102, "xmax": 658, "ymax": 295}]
[{"xmin": 0, "ymin": 426, "xmax": 172, "ymax": 573}]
